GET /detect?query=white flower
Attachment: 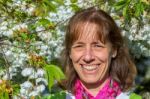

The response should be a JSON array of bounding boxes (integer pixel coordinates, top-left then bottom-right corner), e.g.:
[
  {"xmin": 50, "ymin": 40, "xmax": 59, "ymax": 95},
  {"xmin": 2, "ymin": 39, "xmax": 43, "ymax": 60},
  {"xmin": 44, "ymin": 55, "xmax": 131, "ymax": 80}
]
[
  {"xmin": 12, "ymin": 23, "xmax": 27, "ymax": 31},
  {"xmin": 27, "ymin": 5, "xmax": 35, "ymax": 15},
  {"xmin": 48, "ymin": 40, "xmax": 57, "ymax": 47},
  {"xmin": 20, "ymin": 88, "xmax": 28, "ymax": 95},
  {"xmin": 3, "ymin": 73, "xmax": 12, "ymax": 80},
  {"xmin": 38, "ymin": 32, "xmax": 52, "ymax": 41},
  {"xmin": 21, "ymin": 68, "xmax": 34, "ymax": 77},
  {"xmin": 40, "ymin": 45, "xmax": 48, "ymax": 51},
  {"xmin": 148, "ymin": 40, "xmax": 150, "ymax": 45},
  {"xmin": 29, "ymin": 72, "xmax": 38, "ymax": 79},
  {"xmin": 143, "ymin": 24, "xmax": 150, "ymax": 31},
  {"xmin": 3, "ymin": 30, "xmax": 13, "ymax": 37},
  {"xmin": 36, "ymin": 78, "xmax": 48, "ymax": 85},
  {"xmin": 116, "ymin": 92, "xmax": 130, "ymax": 99},
  {"xmin": 20, "ymin": 81, "xmax": 33, "ymax": 90},
  {"xmin": 1, "ymin": 21, "xmax": 8, "ymax": 26},
  {"xmin": 36, "ymin": 69, "xmax": 45, "ymax": 77},
  {"xmin": 36, "ymin": 26, "xmax": 45, "ymax": 32},
  {"xmin": 129, "ymin": 35, "xmax": 133, "ymax": 40},
  {"xmin": 8, "ymin": 67, "xmax": 17, "ymax": 76},
  {"xmin": 0, "ymin": 25, "xmax": 7, "ymax": 30},
  {"xmin": 20, "ymin": 4, "xmax": 26, "ymax": 11},
  {"xmin": 20, "ymin": 53, "xmax": 27, "ymax": 59},
  {"xmin": 115, "ymin": 20, "xmax": 121, "ymax": 26},
  {"xmin": 0, "ymin": 71, "xmax": 5, "ymax": 76},
  {"xmin": 54, "ymin": 46, "xmax": 63, "ymax": 58},
  {"xmin": 9, "ymin": 67, "xmax": 17, "ymax": 73},
  {"xmin": 35, "ymin": 84, "xmax": 45, "ymax": 92},
  {"xmin": 5, "ymin": 50, "xmax": 13, "ymax": 58},
  {"xmin": 29, "ymin": 90, "xmax": 39, "ymax": 97}
]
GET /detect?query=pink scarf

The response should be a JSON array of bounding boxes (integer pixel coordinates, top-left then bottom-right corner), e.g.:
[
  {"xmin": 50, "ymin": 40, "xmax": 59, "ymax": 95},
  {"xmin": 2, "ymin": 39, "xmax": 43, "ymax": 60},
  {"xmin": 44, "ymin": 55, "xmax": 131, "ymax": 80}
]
[{"xmin": 74, "ymin": 78, "xmax": 121, "ymax": 99}]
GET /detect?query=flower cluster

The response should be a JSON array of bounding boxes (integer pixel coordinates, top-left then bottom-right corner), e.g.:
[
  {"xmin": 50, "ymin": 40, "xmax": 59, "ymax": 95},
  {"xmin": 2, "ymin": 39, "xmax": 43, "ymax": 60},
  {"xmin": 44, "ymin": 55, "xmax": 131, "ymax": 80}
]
[
  {"xmin": 0, "ymin": 0, "xmax": 149, "ymax": 98},
  {"xmin": 20, "ymin": 68, "xmax": 47, "ymax": 98}
]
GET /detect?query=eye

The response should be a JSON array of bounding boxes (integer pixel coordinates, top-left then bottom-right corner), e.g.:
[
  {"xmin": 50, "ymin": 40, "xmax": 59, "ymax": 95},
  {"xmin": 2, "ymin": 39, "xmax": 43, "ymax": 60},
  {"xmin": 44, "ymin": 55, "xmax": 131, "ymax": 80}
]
[
  {"xmin": 94, "ymin": 44, "xmax": 103, "ymax": 48},
  {"xmin": 72, "ymin": 44, "xmax": 84, "ymax": 48}
]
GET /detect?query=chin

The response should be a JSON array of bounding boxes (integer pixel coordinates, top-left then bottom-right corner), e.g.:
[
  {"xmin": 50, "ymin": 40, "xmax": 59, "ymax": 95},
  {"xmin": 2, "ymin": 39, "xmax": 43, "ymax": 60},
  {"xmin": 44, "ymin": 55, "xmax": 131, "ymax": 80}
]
[{"xmin": 81, "ymin": 78, "xmax": 100, "ymax": 84}]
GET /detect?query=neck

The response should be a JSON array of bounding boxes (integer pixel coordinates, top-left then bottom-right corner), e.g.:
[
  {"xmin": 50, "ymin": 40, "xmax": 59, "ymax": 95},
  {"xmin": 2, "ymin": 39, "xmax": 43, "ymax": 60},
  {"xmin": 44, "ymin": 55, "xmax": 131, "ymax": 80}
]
[{"xmin": 81, "ymin": 76, "xmax": 109, "ymax": 96}]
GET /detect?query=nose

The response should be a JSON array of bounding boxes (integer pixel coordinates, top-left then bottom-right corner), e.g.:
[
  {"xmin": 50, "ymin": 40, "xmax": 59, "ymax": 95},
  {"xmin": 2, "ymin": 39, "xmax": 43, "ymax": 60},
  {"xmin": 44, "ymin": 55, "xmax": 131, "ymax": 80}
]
[{"xmin": 83, "ymin": 46, "xmax": 94, "ymax": 63}]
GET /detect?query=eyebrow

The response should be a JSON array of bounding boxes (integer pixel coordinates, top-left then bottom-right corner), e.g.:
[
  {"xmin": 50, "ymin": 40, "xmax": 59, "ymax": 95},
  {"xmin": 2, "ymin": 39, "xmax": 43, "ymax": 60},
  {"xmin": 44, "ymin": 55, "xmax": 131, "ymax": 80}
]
[
  {"xmin": 73, "ymin": 42, "xmax": 85, "ymax": 45},
  {"xmin": 73, "ymin": 41, "xmax": 104, "ymax": 45}
]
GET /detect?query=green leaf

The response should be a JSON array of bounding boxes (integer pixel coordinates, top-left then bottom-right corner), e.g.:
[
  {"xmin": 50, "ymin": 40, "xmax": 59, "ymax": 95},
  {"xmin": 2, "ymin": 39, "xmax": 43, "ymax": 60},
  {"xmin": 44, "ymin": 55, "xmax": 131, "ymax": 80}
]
[
  {"xmin": 70, "ymin": 4, "xmax": 80, "ymax": 12},
  {"xmin": 130, "ymin": 93, "xmax": 142, "ymax": 99},
  {"xmin": 37, "ymin": 18, "xmax": 50, "ymax": 26},
  {"xmin": 3, "ymin": 92, "xmax": 9, "ymax": 99},
  {"xmin": 12, "ymin": 84, "xmax": 20, "ymax": 95},
  {"xmin": 44, "ymin": 0, "xmax": 57, "ymax": 12},
  {"xmin": 70, "ymin": 0, "xmax": 77, "ymax": 3},
  {"xmin": 20, "ymin": 33, "xmax": 28, "ymax": 40},
  {"xmin": 123, "ymin": 5, "xmax": 128, "ymax": 18},
  {"xmin": 51, "ymin": 91, "xmax": 66, "ymax": 99},
  {"xmin": 43, "ymin": 91, "xmax": 66, "ymax": 99},
  {"xmin": 37, "ymin": 18, "xmax": 55, "ymax": 29},
  {"xmin": 122, "ymin": 5, "xmax": 131, "ymax": 23},
  {"xmin": 135, "ymin": 2, "xmax": 144, "ymax": 17},
  {"xmin": 43, "ymin": 65, "xmax": 65, "ymax": 90},
  {"xmin": 114, "ymin": 0, "xmax": 127, "ymax": 10},
  {"xmin": 54, "ymin": 0, "xmax": 64, "ymax": 5}
]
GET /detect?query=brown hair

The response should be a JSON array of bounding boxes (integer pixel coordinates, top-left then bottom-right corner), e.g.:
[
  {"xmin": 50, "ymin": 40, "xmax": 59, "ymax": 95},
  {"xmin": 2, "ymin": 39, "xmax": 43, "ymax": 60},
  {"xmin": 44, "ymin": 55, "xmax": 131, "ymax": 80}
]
[{"xmin": 62, "ymin": 7, "xmax": 137, "ymax": 93}]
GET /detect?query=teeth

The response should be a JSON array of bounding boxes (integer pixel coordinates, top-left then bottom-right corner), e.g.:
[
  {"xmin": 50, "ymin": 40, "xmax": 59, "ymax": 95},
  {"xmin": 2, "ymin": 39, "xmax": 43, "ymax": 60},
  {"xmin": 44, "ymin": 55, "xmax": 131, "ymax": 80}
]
[{"xmin": 82, "ymin": 65, "xmax": 98, "ymax": 71}]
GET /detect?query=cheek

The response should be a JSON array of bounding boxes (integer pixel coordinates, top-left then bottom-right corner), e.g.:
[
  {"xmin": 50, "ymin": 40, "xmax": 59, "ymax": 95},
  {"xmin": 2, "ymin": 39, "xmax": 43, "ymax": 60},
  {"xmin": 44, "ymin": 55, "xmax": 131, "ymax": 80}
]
[
  {"xmin": 70, "ymin": 50, "xmax": 83, "ymax": 63},
  {"xmin": 95, "ymin": 50, "xmax": 110, "ymax": 61}
]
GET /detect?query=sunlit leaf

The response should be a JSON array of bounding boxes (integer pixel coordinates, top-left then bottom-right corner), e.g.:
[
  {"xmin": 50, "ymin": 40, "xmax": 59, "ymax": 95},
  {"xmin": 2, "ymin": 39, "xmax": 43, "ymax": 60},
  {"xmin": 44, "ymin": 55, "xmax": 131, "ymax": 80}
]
[
  {"xmin": 70, "ymin": 4, "xmax": 80, "ymax": 11},
  {"xmin": 43, "ymin": 91, "xmax": 66, "ymax": 99},
  {"xmin": 70, "ymin": 0, "xmax": 78, "ymax": 3},
  {"xmin": 43, "ymin": 65, "xmax": 65, "ymax": 90},
  {"xmin": 37, "ymin": 18, "xmax": 50, "ymax": 26},
  {"xmin": 37, "ymin": 18, "xmax": 55, "ymax": 29},
  {"xmin": 20, "ymin": 33, "xmax": 28, "ymax": 40},
  {"xmin": 44, "ymin": 0, "xmax": 57, "ymax": 12},
  {"xmin": 135, "ymin": 2, "xmax": 144, "ymax": 17},
  {"xmin": 114, "ymin": 0, "xmax": 126, "ymax": 10},
  {"xmin": 130, "ymin": 93, "xmax": 142, "ymax": 99},
  {"xmin": 123, "ymin": 5, "xmax": 127, "ymax": 18},
  {"xmin": 54, "ymin": 0, "xmax": 64, "ymax": 5}
]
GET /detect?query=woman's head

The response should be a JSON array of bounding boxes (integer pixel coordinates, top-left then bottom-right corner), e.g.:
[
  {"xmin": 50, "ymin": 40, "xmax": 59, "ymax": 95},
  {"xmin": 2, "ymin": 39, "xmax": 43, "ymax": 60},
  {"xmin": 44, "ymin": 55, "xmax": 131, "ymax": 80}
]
[{"xmin": 63, "ymin": 7, "xmax": 137, "ymax": 92}]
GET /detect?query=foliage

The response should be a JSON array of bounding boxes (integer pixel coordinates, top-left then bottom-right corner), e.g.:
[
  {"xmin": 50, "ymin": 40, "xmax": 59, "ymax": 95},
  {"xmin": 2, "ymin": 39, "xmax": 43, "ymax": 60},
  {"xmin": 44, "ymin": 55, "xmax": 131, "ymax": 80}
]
[
  {"xmin": 130, "ymin": 93, "xmax": 142, "ymax": 99},
  {"xmin": 43, "ymin": 65, "xmax": 65, "ymax": 91},
  {"xmin": 43, "ymin": 91, "xmax": 66, "ymax": 99},
  {"xmin": 0, "ymin": 0, "xmax": 80, "ymax": 98},
  {"xmin": 0, "ymin": 0, "xmax": 149, "ymax": 98}
]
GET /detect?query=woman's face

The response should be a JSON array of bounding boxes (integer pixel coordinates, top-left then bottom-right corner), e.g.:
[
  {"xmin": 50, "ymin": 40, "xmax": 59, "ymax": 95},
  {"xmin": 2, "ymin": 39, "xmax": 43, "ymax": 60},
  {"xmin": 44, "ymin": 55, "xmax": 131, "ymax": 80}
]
[{"xmin": 70, "ymin": 23, "xmax": 115, "ymax": 85}]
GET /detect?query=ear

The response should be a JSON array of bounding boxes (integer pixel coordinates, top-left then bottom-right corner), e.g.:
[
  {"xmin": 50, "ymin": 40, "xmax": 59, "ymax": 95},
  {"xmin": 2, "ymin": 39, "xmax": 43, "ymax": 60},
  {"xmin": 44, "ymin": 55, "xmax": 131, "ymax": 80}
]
[{"xmin": 112, "ymin": 48, "xmax": 117, "ymax": 58}]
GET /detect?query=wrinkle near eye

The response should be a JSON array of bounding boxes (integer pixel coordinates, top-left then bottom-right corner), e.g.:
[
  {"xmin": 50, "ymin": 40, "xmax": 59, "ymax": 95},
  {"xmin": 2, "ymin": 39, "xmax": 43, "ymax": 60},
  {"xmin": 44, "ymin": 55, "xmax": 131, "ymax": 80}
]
[{"xmin": 72, "ymin": 42, "xmax": 85, "ymax": 48}]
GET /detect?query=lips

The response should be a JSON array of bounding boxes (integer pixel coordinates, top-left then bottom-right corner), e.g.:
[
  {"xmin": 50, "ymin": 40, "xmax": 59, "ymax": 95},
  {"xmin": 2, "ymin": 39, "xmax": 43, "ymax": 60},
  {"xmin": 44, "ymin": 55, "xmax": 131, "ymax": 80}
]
[{"xmin": 81, "ymin": 65, "xmax": 99, "ymax": 71}]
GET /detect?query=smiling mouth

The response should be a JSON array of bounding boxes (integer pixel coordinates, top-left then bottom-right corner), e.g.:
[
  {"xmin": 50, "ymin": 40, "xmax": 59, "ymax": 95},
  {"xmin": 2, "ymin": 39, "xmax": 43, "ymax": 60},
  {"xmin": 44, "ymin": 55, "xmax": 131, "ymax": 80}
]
[{"xmin": 81, "ymin": 65, "xmax": 99, "ymax": 71}]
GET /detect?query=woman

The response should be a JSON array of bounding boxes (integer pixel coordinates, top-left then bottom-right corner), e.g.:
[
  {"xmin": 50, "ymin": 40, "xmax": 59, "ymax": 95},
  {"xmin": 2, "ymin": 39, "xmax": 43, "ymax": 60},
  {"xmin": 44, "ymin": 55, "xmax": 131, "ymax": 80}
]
[{"xmin": 62, "ymin": 7, "xmax": 138, "ymax": 99}]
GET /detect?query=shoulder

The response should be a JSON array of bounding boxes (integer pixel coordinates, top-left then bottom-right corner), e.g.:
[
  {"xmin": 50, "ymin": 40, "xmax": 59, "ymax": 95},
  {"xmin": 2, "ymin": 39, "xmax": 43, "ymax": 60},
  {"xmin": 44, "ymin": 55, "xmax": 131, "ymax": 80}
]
[
  {"xmin": 65, "ymin": 91, "xmax": 75, "ymax": 99},
  {"xmin": 116, "ymin": 92, "xmax": 130, "ymax": 99},
  {"xmin": 116, "ymin": 92, "xmax": 142, "ymax": 99}
]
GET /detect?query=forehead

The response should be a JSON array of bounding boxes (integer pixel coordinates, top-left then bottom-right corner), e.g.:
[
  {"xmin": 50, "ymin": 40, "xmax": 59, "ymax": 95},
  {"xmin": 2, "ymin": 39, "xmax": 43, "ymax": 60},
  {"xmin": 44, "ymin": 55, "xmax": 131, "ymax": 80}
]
[
  {"xmin": 79, "ymin": 22, "xmax": 98, "ymax": 40},
  {"xmin": 72, "ymin": 21, "xmax": 106, "ymax": 43}
]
